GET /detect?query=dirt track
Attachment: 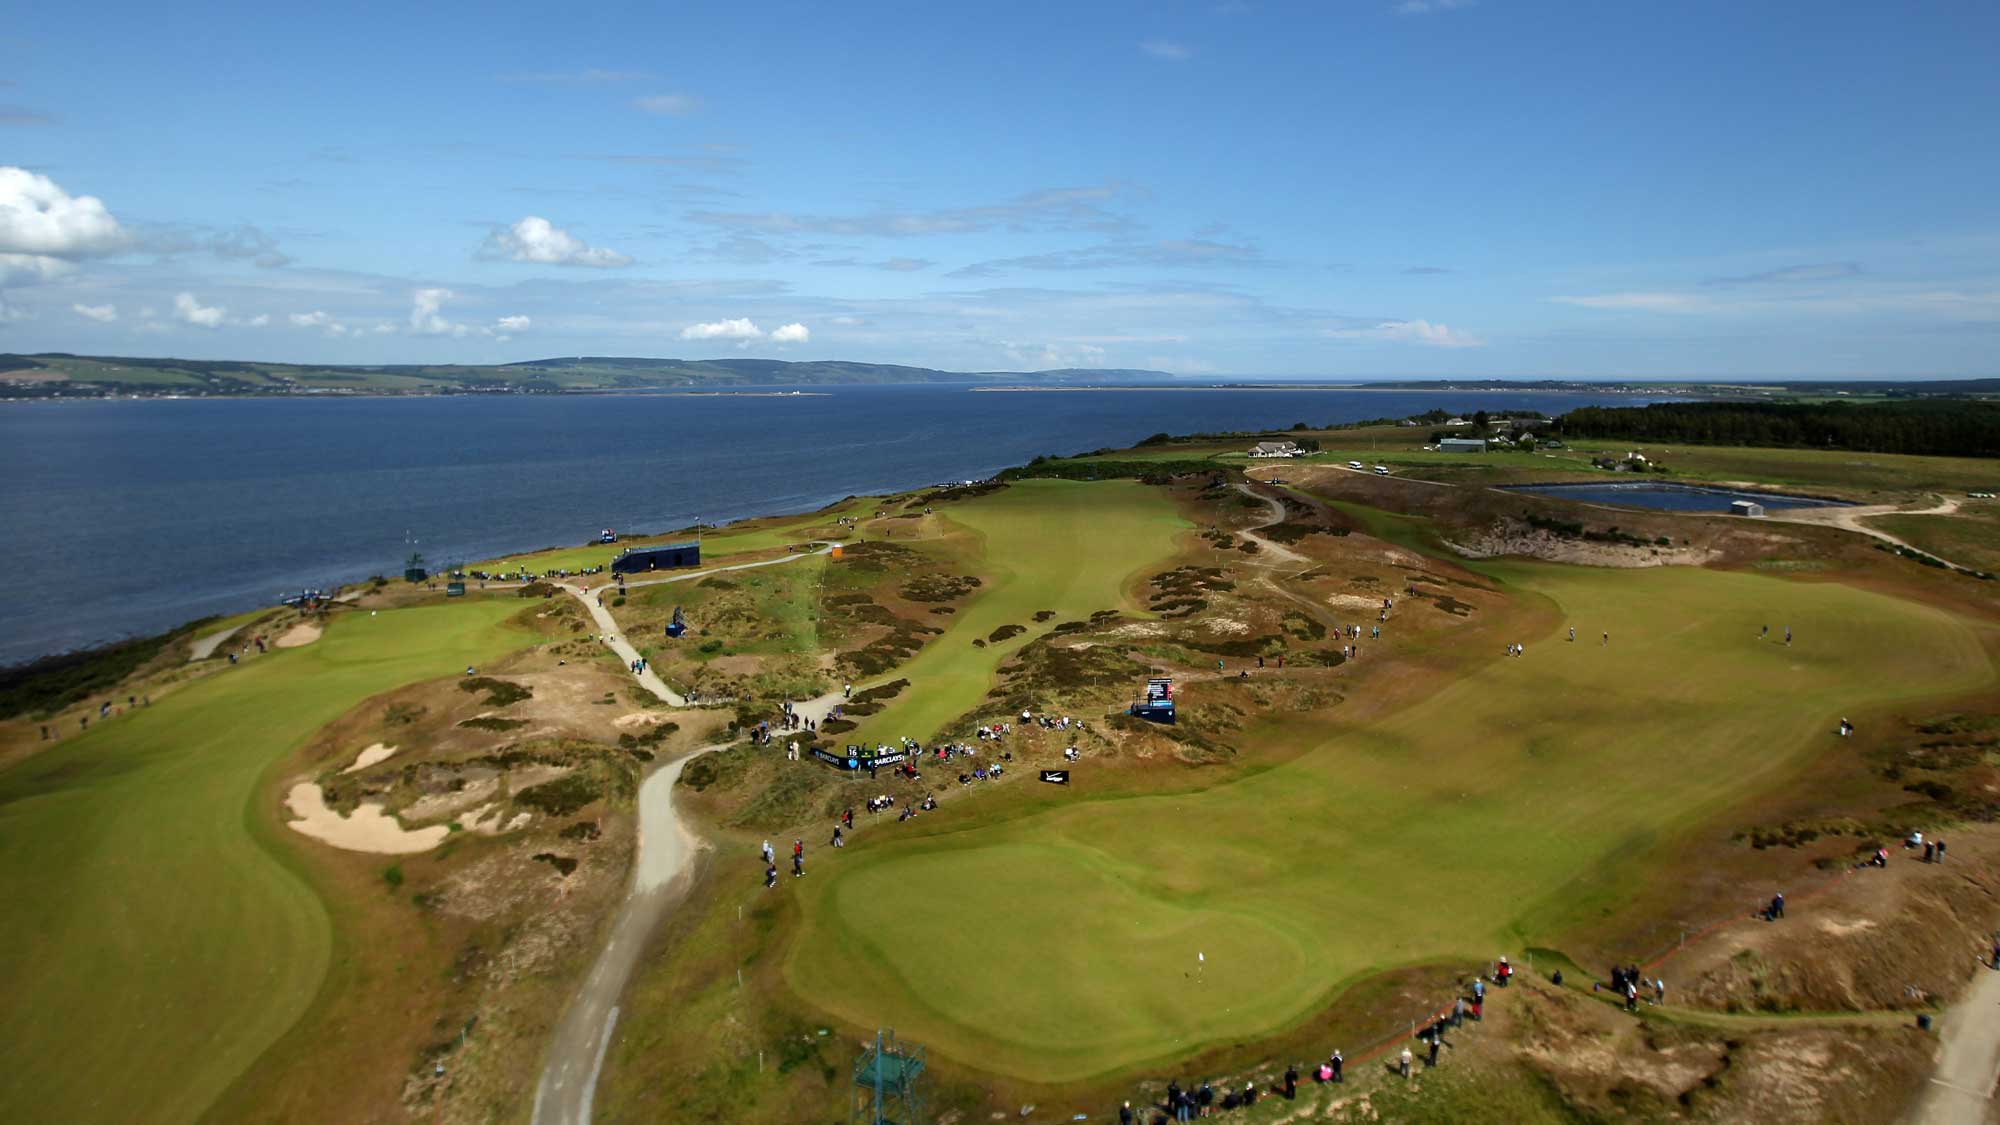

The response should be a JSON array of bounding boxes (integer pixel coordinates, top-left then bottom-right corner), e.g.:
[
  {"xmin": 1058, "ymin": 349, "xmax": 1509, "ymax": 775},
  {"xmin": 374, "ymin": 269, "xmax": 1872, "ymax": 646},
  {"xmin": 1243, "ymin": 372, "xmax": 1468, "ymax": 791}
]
[
  {"xmin": 1912, "ymin": 965, "xmax": 2000, "ymax": 1125},
  {"xmin": 532, "ymin": 543, "xmax": 841, "ymax": 1125}
]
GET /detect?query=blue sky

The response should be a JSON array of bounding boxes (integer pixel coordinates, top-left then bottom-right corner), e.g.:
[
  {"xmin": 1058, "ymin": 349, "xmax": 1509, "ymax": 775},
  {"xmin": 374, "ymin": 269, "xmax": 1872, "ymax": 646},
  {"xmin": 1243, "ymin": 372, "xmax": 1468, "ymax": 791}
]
[{"xmin": 2, "ymin": 0, "xmax": 1996, "ymax": 377}]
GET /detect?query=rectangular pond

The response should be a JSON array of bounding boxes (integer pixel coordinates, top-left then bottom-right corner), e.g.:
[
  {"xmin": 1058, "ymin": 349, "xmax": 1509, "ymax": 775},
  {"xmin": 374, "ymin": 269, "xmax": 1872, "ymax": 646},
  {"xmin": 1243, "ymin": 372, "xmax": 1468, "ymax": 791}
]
[{"xmin": 1499, "ymin": 481, "xmax": 1852, "ymax": 512}]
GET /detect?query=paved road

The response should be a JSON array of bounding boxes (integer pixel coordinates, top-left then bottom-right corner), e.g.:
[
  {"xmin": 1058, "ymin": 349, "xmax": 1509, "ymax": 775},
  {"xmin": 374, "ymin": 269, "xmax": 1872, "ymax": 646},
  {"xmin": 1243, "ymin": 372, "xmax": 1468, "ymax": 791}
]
[
  {"xmin": 1911, "ymin": 963, "xmax": 2000, "ymax": 1125},
  {"xmin": 531, "ymin": 543, "xmax": 840, "ymax": 1125}
]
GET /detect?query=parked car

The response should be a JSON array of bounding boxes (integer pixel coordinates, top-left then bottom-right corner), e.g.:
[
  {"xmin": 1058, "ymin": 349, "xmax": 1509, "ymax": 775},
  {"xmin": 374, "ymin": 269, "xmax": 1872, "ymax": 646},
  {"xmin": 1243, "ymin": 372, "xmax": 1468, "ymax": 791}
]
[
  {"xmin": 1347, "ymin": 460, "xmax": 1364, "ymax": 470},
  {"xmin": 1373, "ymin": 465, "xmax": 1390, "ymax": 475}
]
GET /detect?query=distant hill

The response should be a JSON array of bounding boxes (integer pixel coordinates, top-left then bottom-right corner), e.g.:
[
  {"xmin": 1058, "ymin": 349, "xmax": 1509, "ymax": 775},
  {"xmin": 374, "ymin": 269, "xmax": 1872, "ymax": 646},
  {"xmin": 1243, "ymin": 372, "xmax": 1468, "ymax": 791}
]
[{"xmin": 0, "ymin": 353, "xmax": 1180, "ymax": 398}]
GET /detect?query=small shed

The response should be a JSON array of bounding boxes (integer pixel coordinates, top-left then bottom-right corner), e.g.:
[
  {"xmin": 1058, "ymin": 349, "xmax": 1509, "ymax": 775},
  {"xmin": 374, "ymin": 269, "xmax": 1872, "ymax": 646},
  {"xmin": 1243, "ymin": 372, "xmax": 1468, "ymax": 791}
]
[
  {"xmin": 1438, "ymin": 438, "xmax": 1487, "ymax": 453},
  {"xmin": 611, "ymin": 540, "xmax": 701, "ymax": 574},
  {"xmin": 1730, "ymin": 500, "xmax": 1765, "ymax": 517}
]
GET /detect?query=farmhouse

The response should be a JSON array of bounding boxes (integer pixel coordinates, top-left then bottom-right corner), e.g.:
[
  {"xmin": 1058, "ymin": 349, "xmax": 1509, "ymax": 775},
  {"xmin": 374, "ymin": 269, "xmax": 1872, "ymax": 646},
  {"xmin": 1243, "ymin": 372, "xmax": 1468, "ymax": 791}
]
[
  {"xmin": 1437, "ymin": 437, "xmax": 1487, "ymax": 453},
  {"xmin": 1249, "ymin": 441, "xmax": 1301, "ymax": 458},
  {"xmin": 611, "ymin": 540, "xmax": 701, "ymax": 574}
]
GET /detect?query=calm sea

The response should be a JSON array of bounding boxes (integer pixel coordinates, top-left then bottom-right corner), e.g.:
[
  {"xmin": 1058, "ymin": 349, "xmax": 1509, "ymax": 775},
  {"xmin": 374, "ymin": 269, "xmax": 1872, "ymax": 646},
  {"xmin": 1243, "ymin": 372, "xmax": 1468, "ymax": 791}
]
[{"xmin": 0, "ymin": 384, "xmax": 1663, "ymax": 665}]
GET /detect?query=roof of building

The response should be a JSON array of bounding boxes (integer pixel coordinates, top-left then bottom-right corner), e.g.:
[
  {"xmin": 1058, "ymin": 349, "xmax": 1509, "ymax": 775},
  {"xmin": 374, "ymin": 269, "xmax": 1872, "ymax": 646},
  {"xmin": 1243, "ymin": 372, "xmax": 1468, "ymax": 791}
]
[{"xmin": 617, "ymin": 540, "xmax": 700, "ymax": 556}]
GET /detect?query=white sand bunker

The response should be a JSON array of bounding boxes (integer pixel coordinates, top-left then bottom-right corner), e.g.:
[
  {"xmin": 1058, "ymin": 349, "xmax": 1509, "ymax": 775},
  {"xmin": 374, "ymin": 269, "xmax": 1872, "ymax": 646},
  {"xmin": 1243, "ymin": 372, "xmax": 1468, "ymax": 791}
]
[
  {"xmin": 285, "ymin": 782, "xmax": 447, "ymax": 854},
  {"xmin": 464, "ymin": 802, "xmax": 533, "ymax": 835},
  {"xmin": 1327, "ymin": 594, "xmax": 1386, "ymax": 611},
  {"xmin": 341, "ymin": 742, "xmax": 398, "ymax": 773},
  {"xmin": 275, "ymin": 622, "xmax": 323, "ymax": 648}
]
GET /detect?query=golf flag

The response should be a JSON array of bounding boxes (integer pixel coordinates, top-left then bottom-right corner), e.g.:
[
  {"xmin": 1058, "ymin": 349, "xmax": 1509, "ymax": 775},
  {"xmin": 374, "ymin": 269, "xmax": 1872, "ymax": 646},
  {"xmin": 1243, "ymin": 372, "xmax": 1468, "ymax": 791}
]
[{"xmin": 1198, "ymin": 952, "xmax": 1205, "ymax": 963}]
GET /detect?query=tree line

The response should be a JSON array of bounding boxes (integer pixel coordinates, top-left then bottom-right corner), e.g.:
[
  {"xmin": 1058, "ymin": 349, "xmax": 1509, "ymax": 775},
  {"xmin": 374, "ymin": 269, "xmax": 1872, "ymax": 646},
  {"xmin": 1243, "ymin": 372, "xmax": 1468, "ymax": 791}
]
[{"xmin": 1556, "ymin": 400, "xmax": 2000, "ymax": 458}]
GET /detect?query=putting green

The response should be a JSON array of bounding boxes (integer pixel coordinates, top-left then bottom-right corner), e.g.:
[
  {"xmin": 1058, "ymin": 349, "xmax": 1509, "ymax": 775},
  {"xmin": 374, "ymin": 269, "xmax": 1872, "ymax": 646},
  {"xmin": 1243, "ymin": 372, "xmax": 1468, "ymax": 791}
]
[
  {"xmin": 0, "ymin": 601, "xmax": 532, "ymax": 1125},
  {"xmin": 844, "ymin": 479, "xmax": 1188, "ymax": 744},
  {"xmin": 790, "ymin": 564, "xmax": 1992, "ymax": 1081}
]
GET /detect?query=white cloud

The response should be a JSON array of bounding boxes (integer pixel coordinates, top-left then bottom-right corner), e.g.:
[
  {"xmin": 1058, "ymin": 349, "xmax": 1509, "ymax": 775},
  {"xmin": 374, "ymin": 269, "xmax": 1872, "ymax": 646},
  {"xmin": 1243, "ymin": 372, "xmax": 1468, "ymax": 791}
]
[
  {"xmin": 770, "ymin": 322, "xmax": 809, "ymax": 344},
  {"xmin": 1325, "ymin": 319, "xmax": 1483, "ymax": 348},
  {"xmin": 1140, "ymin": 40, "xmax": 1193, "ymax": 61},
  {"xmin": 480, "ymin": 216, "xmax": 633, "ymax": 268},
  {"xmin": 246, "ymin": 314, "xmax": 270, "ymax": 327},
  {"xmin": 0, "ymin": 168, "xmax": 125, "ymax": 270},
  {"xmin": 410, "ymin": 287, "xmax": 462, "ymax": 335},
  {"xmin": 290, "ymin": 309, "xmax": 357, "ymax": 336},
  {"xmin": 72, "ymin": 302, "xmax": 118, "ymax": 323},
  {"xmin": 1551, "ymin": 292, "xmax": 1709, "ymax": 313},
  {"xmin": 405, "ymin": 290, "xmax": 529, "ymax": 338},
  {"xmin": 173, "ymin": 291, "xmax": 225, "ymax": 328},
  {"xmin": 633, "ymin": 93, "xmax": 703, "ymax": 116},
  {"xmin": 0, "ymin": 252, "xmax": 73, "ymax": 282},
  {"xmin": 680, "ymin": 317, "xmax": 764, "ymax": 340},
  {"xmin": 1395, "ymin": 0, "xmax": 1474, "ymax": 13},
  {"xmin": 0, "ymin": 297, "xmax": 31, "ymax": 324}
]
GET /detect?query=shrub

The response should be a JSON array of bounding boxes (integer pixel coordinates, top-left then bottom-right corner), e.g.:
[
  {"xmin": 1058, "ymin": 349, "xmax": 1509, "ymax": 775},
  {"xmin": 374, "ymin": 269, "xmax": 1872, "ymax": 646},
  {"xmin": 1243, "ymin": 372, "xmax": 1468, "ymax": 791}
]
[
  {"xmin": 459, "ymin": 677, "xmax": 532, "ymax": 707},
  {"xmin": 515, "ymin": 772, "xmax": 602, "ymax": 816},
  {"xmin": 459, "ymin": 716, "xmax": 528, "ymax": 731}
]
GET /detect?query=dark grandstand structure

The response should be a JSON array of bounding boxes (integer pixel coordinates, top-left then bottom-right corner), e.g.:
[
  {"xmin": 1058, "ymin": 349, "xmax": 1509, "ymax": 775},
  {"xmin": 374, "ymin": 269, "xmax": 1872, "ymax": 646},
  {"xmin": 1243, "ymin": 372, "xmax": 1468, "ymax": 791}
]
[{"xmin": 610, "ymin": 540, "xmax": 701, "ymax": 575}]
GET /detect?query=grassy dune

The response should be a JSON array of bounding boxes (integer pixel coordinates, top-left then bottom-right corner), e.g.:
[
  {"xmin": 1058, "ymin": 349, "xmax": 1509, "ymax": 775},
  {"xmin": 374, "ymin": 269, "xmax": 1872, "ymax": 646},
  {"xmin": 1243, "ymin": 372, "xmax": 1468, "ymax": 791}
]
[
  {"xmin": 1868, "ymin": 507, "xmax": 2000, "ymax": 573},
  {"xmin": 788, "ymin": 563, "xmax": 1992, "ymax": 1081},
  {"xmin": 0, "ymin": 602, "xmax": 532, "ymax": 1124},
  {"xmin": 843, "ymin": 479, "xmax": 1188, "ymax": 744}
]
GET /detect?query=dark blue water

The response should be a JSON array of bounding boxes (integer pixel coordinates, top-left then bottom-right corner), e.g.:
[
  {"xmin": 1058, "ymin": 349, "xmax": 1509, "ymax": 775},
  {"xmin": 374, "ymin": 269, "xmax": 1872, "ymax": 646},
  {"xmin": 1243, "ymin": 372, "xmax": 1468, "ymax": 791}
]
[
  {"xmin": 1502, "ymin": 481, "xmax": 1849, "ymax": 512},
  {"xmin": 0, "ymin": 385, "xmax": 1666, "ymax": 665}
]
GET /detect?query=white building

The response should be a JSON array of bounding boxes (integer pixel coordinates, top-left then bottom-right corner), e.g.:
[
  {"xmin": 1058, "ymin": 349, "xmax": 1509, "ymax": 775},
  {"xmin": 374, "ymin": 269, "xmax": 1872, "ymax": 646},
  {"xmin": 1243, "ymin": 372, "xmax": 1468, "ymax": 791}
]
[{"xmin": 1249, "ymin": 441, "xmax": 1301, "ymax": 458}]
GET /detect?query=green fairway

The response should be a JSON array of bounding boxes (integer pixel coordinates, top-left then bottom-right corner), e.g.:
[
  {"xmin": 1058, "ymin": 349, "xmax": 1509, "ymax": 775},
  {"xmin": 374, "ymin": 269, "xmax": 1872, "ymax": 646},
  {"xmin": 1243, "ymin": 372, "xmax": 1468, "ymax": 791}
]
[
  {"xmin": 844, "ymin": 480, "xmax": 1188, "ymax": 743},
  {"xmin": 0, "ymin": 602, "xmax": 532, "ymax": 1125},
  {"xmin": 469, "ymin": 496, "xmax": 878, "ymax": 577},
  {"xmin": 788, "ymin": 565, "xmax": 1991, "ymax": 1081}
]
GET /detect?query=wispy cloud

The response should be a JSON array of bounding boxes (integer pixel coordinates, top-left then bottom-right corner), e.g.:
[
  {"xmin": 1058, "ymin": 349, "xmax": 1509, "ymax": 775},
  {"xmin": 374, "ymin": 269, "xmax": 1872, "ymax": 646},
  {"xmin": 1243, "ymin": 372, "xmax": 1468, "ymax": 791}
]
[
  {"xmin": 1324, "ymin": 318, "xmax": 1483, "ymax": 347},
  {"xmin": 950, "ymin": 238, "xmax": 1262, "ymax": 278},
  {"xmin": 501, "ymin": 68, "xmax": 654, "ymax": 83},
  {"xmin": 72, "ymin": 302, "xmax": 116, "ymax": 322},
  {"xmin": 1140, "ymin": 39, "xmax": 1193, "ymax": 61},
  {"xmin": 0, "ymin": 104, "xmax": 57, "ymax": 126},
  {"xmin": 1704, "ymin": 261, "xmax": 1862, "ymax": 286},
  {"xmin": 1551, "ymin": 292, "xmax": 1711, "ymax": 313},
  {"xmin": 1404, "ymin": 265, "xmax": 1453, "ymax": 275},
  {"xmin": 812, "ymin": 256, "xmax": 935, "ymax": 272},
  {"xmin": 587, "ymin": 151, "xmax": 747, "ymax": 177},
  {"xmin": 633, "ymin": 93, "xmax": 704, "ymax": 116},
  {"xmin": 1394, "ymin": 0, "xmax": 1474, "ymax": 13},
  {"xmin": 691, "ymin": 185, "xmax": 1134, "ymax": 240}
]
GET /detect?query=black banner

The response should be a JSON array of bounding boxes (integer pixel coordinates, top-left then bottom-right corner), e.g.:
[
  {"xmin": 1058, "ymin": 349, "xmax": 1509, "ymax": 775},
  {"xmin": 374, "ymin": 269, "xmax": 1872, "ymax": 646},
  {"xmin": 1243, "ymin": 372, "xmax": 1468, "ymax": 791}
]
[
  {"xmin": 811, "ymin": 748, "xmax": 908, "ymax": 771},
  {"xmin": 1039, "ymin": 770, "xmax": 1070, "ymax": 785}
]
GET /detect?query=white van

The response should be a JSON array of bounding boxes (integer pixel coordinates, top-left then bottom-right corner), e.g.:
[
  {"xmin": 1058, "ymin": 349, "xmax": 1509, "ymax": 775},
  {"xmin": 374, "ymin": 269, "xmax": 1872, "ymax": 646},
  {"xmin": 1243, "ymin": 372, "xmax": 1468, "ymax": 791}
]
[
  {"xmin": 1373, "ymin": 465, "xmax": 1390, "ymax": 475},
  {"xmin": 1347, "ymin": 460, "xmax": 1364, "ymax": 470}
]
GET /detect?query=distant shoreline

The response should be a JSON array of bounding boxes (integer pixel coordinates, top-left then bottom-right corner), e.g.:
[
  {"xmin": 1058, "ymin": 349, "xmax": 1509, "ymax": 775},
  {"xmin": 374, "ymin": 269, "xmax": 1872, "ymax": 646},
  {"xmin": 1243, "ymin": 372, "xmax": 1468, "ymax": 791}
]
[{"xmin": 971, "ymin": 384, "xmax": 1641, "ymax": 394}]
